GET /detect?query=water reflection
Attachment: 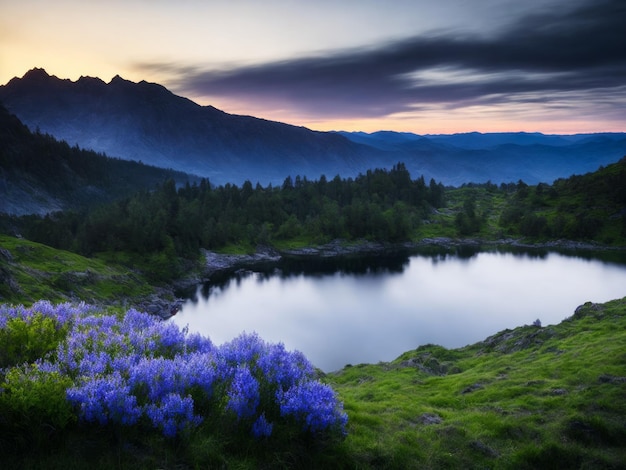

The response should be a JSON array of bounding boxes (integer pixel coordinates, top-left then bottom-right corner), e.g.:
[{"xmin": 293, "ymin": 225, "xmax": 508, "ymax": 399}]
[{"xmin": 173, "ymin": 249, "xmax": 626, "ymax": 372}]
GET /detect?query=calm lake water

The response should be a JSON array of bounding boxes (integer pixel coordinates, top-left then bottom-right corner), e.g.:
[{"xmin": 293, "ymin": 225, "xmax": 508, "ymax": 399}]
[{"xmin": 173, "ymin": 248, "xmax": 626, "ymax": 372}]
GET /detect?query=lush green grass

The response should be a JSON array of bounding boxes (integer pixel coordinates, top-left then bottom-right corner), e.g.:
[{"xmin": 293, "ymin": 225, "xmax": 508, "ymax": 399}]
[
  {"xmin": 327, "ymin": 297, "xmax": 626, "ymax": 469},
  {"xmin": 0, "ymin": 235, "xmax": 153, "ymax": 305}
]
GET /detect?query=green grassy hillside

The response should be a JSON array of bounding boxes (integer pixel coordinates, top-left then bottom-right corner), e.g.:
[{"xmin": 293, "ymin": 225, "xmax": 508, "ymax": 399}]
[
  {"xmin": 0, "ymin": 234, "xmax": 152, "ymax": 305},
  {"xmin": 328, "ymin": 297, "xmax": 626, "ymax": 469}
]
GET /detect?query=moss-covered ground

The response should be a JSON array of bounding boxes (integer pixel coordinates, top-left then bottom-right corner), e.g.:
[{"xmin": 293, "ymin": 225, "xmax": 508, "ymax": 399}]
[
  {"xmin": 328, "ymin": 297, "xmax": 626, "ymax": 469},
  {"xmin": 0, "ymin": 235, "xmax": 152, "ymax": 305}
]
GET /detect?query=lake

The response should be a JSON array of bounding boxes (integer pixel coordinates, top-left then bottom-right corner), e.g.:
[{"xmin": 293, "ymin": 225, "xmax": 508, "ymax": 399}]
[{"xmin": 173, "ymin": 247, "xmax": 626, "ymax": 372}]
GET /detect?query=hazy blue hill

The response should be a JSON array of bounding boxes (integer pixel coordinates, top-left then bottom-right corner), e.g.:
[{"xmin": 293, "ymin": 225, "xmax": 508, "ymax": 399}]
[
  {"xmin": 0, "ymin": 102, "xmax": 196, "ymax": 215},
  {"xmin": 339, "ymin": 130, "xmax": 626, "ymax": 185},
  {"xmin": 425, "ymin": 131, "xmax": 574, "ymax": 148}
]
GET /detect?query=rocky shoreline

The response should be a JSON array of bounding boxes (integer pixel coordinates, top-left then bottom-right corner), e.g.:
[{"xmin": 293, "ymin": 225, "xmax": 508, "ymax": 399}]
[
  {"xmin": 199, "ymin": 237, "xmax": 622, "ymax": 276},
  {"xmin": 141, "ymin": 237, "xmax": 623, "ymax": 320}
]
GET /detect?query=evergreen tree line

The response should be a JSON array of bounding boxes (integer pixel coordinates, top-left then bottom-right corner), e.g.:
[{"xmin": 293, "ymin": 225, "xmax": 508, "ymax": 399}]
[
  {"xmin": 12, "ymin": 163, "xmax": 446, "ymax": 261},
  {"xmin": 4, "ymin": 155, "xmax": 624, "ymax": 281},
  {"xmin": 498, "ymin": 157, "xmax": 626, "ymax": 241}
]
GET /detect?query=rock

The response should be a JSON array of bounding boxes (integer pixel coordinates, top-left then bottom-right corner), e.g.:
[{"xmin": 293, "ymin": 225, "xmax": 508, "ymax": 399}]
[
  {"xmin": 598, "ymin": 374, "xmax": 626, "ymax": 384},
  {"xmin": 397, "ymin": 354, "xmax": 449, "ymax": 375},
  {"xmin": 0, "ymin": 247, "xmax": 13, "ymax": 262},
  {"xmin": 0, "ymin": 266, "xmax": 22, "ymax": 295},
  {"xmin": 140, "ymin": 299, "xmax": 182, "ymax": 320},
  {"xmin": 469, "ymin": 440, "xmax": 499, "ymax": 457},
  {"xmin": 202, "ymin": 246, "xmax": 281, "ymax": 276},
  {"xmin": 572, "ymin": 302, "xmax": 605, "ymax": 320},
  {"xmin": 283, "ymin": 239, "xmax": 388, "ymax": 258},
  {"xmin": 417, "ymin": 413, "xmax": 443, "ymax": 425},
  {"xmin": 479, "ymin": 327, "xmax": 555, "ymax": 354},
  {"xmin": 461, "ymin": 383, "xmax": 484, "ymax": 394}
]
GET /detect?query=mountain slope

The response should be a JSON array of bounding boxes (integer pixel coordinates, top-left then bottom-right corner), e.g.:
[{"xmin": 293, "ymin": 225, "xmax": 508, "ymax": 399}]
[
  {"xmin": 0, "ymin": 68, "xmax": 383, "ymax": 185},
  {"xmin": 2, "ymin": 68, "xmax": 625, "ymax": 186},
  {"xmin": 0, "ymin": 102, "xmax": 196, "ymax": 215}
]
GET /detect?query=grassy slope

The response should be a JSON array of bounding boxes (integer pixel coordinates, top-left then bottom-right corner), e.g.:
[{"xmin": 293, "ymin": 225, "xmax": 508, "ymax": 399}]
[
  {"xmin": 328, "ymin": 297, "xmax": 626, "ymax": 469},
  {"xmin": 0, "ymin": 234, "xmax": 152, "ymax": 305}
]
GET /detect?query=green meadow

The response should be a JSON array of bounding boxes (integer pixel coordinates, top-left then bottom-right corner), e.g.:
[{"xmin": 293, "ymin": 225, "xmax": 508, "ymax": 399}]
[{"xmin": 328, "ymin": 297, "xmax": 626, "ymax": 469}]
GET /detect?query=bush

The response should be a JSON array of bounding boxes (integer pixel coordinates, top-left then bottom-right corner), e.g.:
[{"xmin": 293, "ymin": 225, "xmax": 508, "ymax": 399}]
[
  {"xmin": 0, "ymin": 365, "xmax": 75, "ymax": 448},
  {"xmin": 0, "ymin": 301, "xmax": 79, "ymax": 368},
  {"xmin": 0, "ymin": 302, "xmax": 348, "ymax": 446}
]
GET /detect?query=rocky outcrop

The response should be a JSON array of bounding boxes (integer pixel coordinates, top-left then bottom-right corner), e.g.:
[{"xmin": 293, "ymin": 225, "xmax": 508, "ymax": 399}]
[
  {"xmin": 202, "ymin": 246, "xmax": 281, "ymax": 276},
  {"xmin": 0, "ymin": 247, "xmax": 13, "ymax": 262},
  {"xmin": 138, "ymin": 295, "xmax": 183, "ymax": 320},
  {"xmin": 0, "ymin": 247, "xmax": 22, "ymax": 298},
  {"xmin": 478, "ymin": 326, "xmax": 556, "ymax": 355},
  {"xmin": 282, "ymin": 239, "xmax": 398, "ymax": 257},
  {"xmin": 200, "ymin": 241, "xmax": 412, "ymax": 280},
  {"xmin": 199, "ymin": 237, "xmax": 624, "ymax": 284}
]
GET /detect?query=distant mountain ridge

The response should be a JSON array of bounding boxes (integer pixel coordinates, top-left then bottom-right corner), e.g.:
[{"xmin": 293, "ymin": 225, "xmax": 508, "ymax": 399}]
[
  {"xmin": 1, "ymin": 68, "xmax": 625, "ymax": 186},
  {"xmin": 337, "ymin": 130, "xmax": 626, "ymax": 184},
  {"xmin": 345, "ymin": 129, "xmax": 626, "ymax": 150}
]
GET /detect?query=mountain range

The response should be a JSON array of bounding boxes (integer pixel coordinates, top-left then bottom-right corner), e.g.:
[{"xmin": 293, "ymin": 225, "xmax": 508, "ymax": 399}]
[{"xmin": 1, "ymin": 68, "xmax": 625, "ymax": 187}]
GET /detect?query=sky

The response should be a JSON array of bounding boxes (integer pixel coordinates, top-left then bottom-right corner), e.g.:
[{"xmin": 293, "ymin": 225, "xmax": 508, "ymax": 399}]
[{"xmin": 1, "ymin": 0, "xmax": 625, "ymax": 134}]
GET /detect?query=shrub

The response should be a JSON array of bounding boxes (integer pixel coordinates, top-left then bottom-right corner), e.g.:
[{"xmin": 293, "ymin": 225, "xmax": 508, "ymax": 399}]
[
  {"xmin": 0, "ymin": 301, "xmax": 79, "ymax": 368},
  {"xmin": 0, "ymin": 302, "xmax": 348, "ymax": 444},
  {"xmin": 0, "ymin": 365, "xmax": 75, "ymax": 448}
]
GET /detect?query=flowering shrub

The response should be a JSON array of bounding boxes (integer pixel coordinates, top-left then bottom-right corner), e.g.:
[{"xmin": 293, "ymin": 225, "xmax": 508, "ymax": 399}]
[
  {"xmin": 0, "ymin": 300, "xmax": 90, "ymax": 368},
  {"xmin": 66, "ymin": 372, "xmax": 142, "ymax": 426},
  {"xmin": 0, "ymin": 364, "xmax": 75, "ymax": 434},
  {"xmin": 226, "ymin": 365, "xmax": 260, "ymax": 420},
  {"xmin": 279, "ymin": 381, "xmax": 348, "ymax": 435},
  {"xmin": 0, "ymin": 301, "xmax": 348, "ymax": 442}
]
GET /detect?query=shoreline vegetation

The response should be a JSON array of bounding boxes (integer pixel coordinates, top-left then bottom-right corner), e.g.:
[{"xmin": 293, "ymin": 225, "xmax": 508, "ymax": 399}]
[{"xmin": 3, "ymin": 155, "xmax": 623, "ymax": 315}]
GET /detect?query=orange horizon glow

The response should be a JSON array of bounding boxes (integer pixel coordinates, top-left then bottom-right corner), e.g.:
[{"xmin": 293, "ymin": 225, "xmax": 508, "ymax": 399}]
[
  {"xmin": 187, "ymin": 94, "xmax": 625, "ymax": 135},
  {"xmin": 1, "ymin": 67, "xmax": 623, "ymax": 136}
]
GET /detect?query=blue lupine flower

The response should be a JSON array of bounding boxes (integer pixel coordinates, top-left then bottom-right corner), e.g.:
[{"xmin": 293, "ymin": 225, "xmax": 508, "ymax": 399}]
[
  {"xmin": 185, "ymin": 332, "xmax": 214, "ymax": 354},
  {"xmin": 221, "ymin": 332, "xmax": 266, "ymax": 367},
  {"xmin": 179, "ymin": 352, "xmax": 217, "ymax": 396},
  {"xmin": 251, "ymin": 413, "xmax": 273, "ymax": 438},
  {"xmin": 256, "ymin": 342, "xmax": 314, "ymax": 390},
  {"xmin": 227, "ymin": 365, "xmax": 260, "ymax": 420},
  {"xmin": 145, "ymin": 393, "xmax": 202, "ymax": 438},
  {"xmin": 66, "ymin": 372, "xmax": 141, "ymax": 426},
  {"xmin": 1, "ymin": 302, "xmax": 348, "ymax": 440},
  {"xmin": 279, "ymin": 381, "xmax": 348, "ymax": 435}
]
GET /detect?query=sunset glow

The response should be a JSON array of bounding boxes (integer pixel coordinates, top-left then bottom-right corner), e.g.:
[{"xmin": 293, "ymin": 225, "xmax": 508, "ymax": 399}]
[{"xmin": 2, "ymin": 0, "xmax": 625, "ymax": 134}]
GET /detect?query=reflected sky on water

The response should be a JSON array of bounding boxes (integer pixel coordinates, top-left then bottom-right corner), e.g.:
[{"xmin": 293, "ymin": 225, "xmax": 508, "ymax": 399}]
[{"xmin": 173, "ymin": 249, "xmax": 626, "ymax": 372}]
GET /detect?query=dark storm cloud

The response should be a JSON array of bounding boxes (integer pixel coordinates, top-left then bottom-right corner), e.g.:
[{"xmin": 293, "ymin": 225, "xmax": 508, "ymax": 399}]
[{"xmin": 139, "ymin": 0, "xmax": 626, "ymax": 119}]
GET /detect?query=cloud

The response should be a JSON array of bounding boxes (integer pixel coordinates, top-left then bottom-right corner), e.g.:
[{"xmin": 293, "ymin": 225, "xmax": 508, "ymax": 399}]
[{"xmin": 136, "ymin": 0, "xmax": 626, "ymax": 122}]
